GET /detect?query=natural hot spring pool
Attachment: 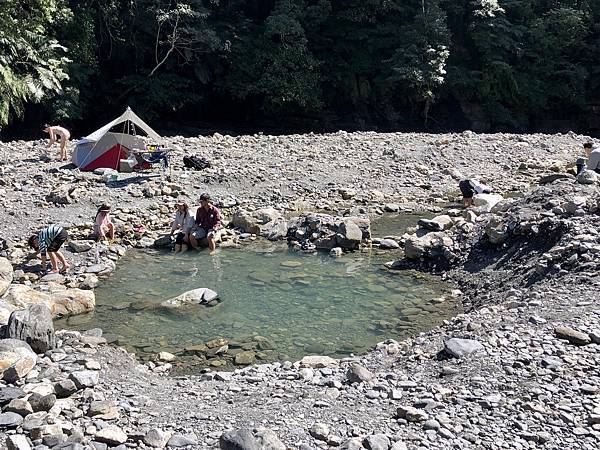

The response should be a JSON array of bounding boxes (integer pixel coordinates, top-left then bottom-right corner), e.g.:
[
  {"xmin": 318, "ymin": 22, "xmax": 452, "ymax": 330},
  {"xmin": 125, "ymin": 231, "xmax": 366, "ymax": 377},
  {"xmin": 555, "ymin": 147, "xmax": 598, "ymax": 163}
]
[{"xmin": 57, "ymin": 239, "xmax": 461, "ymax": 372}]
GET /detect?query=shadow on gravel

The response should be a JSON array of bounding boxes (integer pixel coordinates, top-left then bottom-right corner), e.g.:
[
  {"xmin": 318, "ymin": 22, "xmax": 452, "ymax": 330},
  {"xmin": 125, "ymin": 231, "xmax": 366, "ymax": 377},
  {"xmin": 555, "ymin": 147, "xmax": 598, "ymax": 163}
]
[
  {"xmin": 462, "ymin": 220, "xmax": 568, "ymax": 287},
  {"xmin": 106, "ymin": 174, "xmax": 161, "ymax": 188}
]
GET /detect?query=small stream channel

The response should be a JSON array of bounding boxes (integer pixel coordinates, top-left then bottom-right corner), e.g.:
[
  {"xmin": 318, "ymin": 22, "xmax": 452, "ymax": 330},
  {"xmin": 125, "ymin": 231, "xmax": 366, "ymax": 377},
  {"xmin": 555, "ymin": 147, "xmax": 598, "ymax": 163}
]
[{"xmin": 57, "ymin": 214, "xmax": 462, "ymax": 372}]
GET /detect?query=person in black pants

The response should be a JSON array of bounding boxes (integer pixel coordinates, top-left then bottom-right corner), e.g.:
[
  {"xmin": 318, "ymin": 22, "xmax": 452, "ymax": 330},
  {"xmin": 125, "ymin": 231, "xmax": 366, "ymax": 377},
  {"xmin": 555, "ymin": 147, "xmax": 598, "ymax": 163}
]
[{"xmin": 459, "ymin": 179, "xmax": 491, "ymax": 208}]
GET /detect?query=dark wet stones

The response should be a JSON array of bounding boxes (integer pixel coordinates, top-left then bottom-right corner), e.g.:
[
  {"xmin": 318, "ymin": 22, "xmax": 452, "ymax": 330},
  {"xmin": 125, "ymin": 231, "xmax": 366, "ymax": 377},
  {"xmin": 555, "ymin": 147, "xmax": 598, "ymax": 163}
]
[{"xmin": 27, "ymin": 393, "xmax": 56, "ymax": 412}]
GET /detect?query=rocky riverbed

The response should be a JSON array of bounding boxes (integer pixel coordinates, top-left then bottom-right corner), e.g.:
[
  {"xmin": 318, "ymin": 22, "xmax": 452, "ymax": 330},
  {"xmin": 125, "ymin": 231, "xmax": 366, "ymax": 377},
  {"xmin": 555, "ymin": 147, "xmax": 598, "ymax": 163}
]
[{"xmin": 0, "ymin": 131, "xmax": 599, "ymax": 449}]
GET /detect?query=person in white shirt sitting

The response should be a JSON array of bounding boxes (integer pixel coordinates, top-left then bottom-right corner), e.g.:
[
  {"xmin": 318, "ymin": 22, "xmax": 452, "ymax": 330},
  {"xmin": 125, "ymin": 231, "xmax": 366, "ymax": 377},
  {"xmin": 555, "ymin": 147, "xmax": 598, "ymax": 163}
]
[{"xmin": 171, "ymin": 201, "xmax": 195, "ymax": 253}]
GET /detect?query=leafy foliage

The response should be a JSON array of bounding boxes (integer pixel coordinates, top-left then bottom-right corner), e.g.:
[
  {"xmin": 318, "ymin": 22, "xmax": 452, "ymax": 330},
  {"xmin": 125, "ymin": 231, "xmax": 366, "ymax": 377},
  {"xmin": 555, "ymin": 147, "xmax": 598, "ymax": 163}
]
[
  {"xmin": 0, "ymin": 0, "xmax": 71, "ymax": 126},
  {"xmin": 4, "ymin": 0, "xmax": 600, "ymax": 133}
]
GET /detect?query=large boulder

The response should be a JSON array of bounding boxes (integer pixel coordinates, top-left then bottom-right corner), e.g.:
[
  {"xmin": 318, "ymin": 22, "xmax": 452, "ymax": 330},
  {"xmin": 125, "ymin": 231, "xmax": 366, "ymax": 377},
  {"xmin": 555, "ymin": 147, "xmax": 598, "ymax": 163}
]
[
  {"xmin": 259, "ymin": 218, "xmax": 288, "ymax": 241},
  {"xmin": 0, "ymin": 257, "xmax": 13, "ymax": 297},
  {"xmin": 288, "ymin": 214, "xmax": 370, "ymax": 251},
  {"xmin": 443, "ymin": 338, "xmax": 485, "ymax": 358},
  {"xmin": 404, "ymin": 232, "xmax": 453, "ymax": 259},
  {"xmin": 6, "ymin": 305, "xmax": 55, "ymax": 353},
  {"xmin": 473, "ymin": 194, "xmax": 504, "ymax": 212},
  {"xmin": 485, "ymin": 216, "xmax": 509, "ymax": 245},
  {"xmin": 0, "ymin": 339, "xmax": 37, "ymax": 382},
  {"xmin": 336, "ymin": 221, "xmax": 363, "ymax": 250},
  {"xmin": 418, "ymin": 215, "xmax": 454, "ymax": 232},
  {"xmin": 577, "ymin": 170, "xmax": 598, "ymax": 185},
  {"xmin": 161, "ymin": 288, "xmax": 219, "ymax": 308},
  {"xmin": 232, "ymin": 208, "xmax": 283, "ymax": 234},
  {"xmin": 1, "ymin": 286, "xmax": 95, "ymax": 319},
  {"xmin": 48, "ymin": 289, "xmax": 95, "ymax": 317}
]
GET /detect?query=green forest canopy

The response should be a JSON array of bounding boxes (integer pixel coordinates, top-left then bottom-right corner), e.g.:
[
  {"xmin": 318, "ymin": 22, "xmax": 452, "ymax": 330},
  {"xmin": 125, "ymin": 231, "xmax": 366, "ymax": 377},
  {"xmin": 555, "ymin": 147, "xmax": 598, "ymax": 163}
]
[{"xmin": 2, "ymin": 0, "xmax": 600, "ymax": 136}]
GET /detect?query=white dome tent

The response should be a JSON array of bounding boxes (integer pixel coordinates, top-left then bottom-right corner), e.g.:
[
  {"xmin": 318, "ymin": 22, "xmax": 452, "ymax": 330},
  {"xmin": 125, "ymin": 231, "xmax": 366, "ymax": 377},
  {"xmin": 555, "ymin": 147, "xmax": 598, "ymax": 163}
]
[{"xmin": 72, "ymin": 107, "xmax": 167, "ymax": 172}]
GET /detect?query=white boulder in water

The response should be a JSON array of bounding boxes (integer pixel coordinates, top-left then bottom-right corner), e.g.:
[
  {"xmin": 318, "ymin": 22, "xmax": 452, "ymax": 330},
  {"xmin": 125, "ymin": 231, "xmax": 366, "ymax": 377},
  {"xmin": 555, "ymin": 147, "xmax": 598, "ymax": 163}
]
[{"xmin": 161, "ymin": 288, "xmax": 219, "ymax": 307}]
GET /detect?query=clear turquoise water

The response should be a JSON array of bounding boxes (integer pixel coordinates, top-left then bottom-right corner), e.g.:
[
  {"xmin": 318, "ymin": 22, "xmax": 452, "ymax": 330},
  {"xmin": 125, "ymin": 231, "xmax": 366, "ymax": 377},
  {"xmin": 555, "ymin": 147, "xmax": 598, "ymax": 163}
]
[{"xmin": 57, "ymin": 217, "xmax": 460, "ymax": 371}]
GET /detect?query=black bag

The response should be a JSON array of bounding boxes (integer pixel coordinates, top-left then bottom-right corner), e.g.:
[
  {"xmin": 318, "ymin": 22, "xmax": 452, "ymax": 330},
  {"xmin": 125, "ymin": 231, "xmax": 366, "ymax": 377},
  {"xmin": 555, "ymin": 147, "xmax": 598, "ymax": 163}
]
[{"xmin": 183, "ymin": 156, "xmax": 211, "ymax": 170}]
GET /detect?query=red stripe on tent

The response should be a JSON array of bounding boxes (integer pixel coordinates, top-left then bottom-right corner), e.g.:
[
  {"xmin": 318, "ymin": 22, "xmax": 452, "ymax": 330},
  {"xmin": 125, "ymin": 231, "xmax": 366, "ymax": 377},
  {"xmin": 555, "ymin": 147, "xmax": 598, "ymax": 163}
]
[{"xmin": 82, "ymin": 144, "xmax": 128, "ymax": 171}]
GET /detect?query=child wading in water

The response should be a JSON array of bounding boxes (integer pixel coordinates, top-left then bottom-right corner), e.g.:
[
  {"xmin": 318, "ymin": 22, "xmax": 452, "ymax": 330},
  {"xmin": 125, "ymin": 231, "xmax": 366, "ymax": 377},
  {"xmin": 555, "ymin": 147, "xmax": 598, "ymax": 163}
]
[
  {"xmin": 28, "ymin": 225, "xmax": 70, "ymax": 274},
  {"xmin": 93, "ymin": 204, "xmax": 115, "ymax": 242}
]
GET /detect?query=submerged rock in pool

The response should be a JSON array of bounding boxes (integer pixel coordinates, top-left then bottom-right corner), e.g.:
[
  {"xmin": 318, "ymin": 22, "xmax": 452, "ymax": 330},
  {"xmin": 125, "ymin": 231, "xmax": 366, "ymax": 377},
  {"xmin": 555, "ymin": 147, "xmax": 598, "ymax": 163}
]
[{"xmin": 161, "ymin": 288, "xmax": 220, "ymax": 308}]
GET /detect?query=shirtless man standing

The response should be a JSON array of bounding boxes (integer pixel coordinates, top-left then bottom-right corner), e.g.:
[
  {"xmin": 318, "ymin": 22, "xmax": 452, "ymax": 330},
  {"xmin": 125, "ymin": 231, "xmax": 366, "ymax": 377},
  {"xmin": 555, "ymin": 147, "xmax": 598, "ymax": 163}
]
[{"xmin": 43, "ymin": 124, "xmax": 71, "ymax": 161}]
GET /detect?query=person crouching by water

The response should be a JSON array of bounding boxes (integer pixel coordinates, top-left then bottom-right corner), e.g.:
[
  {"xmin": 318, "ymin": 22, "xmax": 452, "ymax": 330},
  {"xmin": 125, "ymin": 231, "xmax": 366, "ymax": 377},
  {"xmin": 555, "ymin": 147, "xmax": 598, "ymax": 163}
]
[
  {"xmin": 459, "ymin": 178, "xmax": 491, "ymax": 208},
  {"xmin": 93, "ymin": 204, "xmax": 115, "ymax": 242},
  {"xmin": 43, "ymin": 124, "xmax": 71, "ymax": 162},
  {"xmin": 28, "ymin": 225, "xmax": 70, "ymax": 275},
  {"xmin": 189, "ymin": 193, "xmax": 222, "ymax": 254},
  {"xmin": 171, "ymin": 201, "xmax": 195, "ymax": 253}
]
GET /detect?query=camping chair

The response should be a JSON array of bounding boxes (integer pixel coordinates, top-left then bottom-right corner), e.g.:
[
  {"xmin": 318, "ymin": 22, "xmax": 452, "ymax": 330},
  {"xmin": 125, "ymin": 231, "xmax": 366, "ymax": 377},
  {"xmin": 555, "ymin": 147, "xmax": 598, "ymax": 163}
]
[{"xmin": 130, "ymin": 148, "xmax": 170, "ymax": 171}]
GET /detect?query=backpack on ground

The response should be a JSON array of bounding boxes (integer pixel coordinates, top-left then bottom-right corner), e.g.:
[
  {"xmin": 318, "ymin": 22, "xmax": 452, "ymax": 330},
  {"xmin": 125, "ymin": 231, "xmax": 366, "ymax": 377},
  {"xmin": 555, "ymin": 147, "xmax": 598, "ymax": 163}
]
[{"xmin": 183, "ymin": 155, "xmax": 211, "ymax": 170}]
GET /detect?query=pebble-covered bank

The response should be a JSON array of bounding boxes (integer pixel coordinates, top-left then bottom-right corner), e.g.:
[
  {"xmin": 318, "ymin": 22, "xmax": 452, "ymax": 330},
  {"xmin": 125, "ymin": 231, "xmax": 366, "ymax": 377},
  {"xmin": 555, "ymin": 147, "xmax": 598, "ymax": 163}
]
[{"xmin": 0, "ymin": 131, "xmax": 599, "ymax": 449}]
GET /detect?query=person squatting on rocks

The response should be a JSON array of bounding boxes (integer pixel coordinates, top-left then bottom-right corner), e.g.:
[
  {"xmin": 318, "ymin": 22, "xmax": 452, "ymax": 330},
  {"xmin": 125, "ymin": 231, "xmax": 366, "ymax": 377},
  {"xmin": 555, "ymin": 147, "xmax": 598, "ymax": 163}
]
[
  {"xmin": 171, "ymin": 201, "xmax": 195, "ymax": 253},
  {"xmin": 459, "ymin": 178, "xmax": 492, "ymax": 208},
  {"xmin": 28, "ymin": 225, "xmax": 70, "ymax": 275},
  {"xmin": 190, "ymin": 193, "xmax": 222, "ymax": 253},
  {"xmin": 576, "ymin": 142, "xmax": 600, "ymax": 175},
  {"xmin": 43, "ymin": 124, "xmax": 71, "ymax": 161},
  {"xmin": 93, "ymin": 204, "xmax": 115, "ymax": 242}
]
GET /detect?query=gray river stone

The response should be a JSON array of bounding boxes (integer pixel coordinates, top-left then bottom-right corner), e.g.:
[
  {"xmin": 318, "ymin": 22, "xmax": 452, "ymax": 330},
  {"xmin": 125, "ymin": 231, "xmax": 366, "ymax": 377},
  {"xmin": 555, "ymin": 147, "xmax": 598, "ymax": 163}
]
[
  {"xmin": 143, "ymin": 428, "xmax": 170, "ymax": 448},
  {"xmin": 54, "ymin": 379, "xmax": 77, "ymax": 398},
  {"xmin": 167, "ymin": 434, "xmax": 198, "ymax": 447},
  {"xmin": 363, "ymin": 434, "xmax": 390, "ymax": 450},
  {"xmin": 161, "ymin": 288, "xmax": 219, "ymax": 308},
  {"xmin": 443, "ymin": 338, "xmax": 485, "ymax": 358},
  {"xmin": 6, "ymin": 304, "xmax": 55, "ymax": 353},
  {"xmin": 6, "ymin": 435, "xmax": 32, "ymax": 450},
  {"xmin": 346, "ymin": 364, "xmax": 374, "ymax": 383},
  {"xmin": 95, "ymin": 425, "xmax": 128, "ymax": 445},
  {"xmin": 0, "ymin": 387, "xmax": 25, "ymax": 405},
  {"xmin": 380, "ymin": 239, "xmax": 400, "ymax": 250},
  {"xmin": 554, "ymin": 325, "xmax": 591, "ymax": 345},
  {"xmin": 0, "ymin": 411, "xmax": 24, "ymax": 428},
  {"xmin": 220, "ymin": 427, "xmax": 285, "ymax": 450},
  {"xmin": 69, "ymin": 370, "xmax": 99, "ymax": 389},
  {"xmin": 418, "ymin": 219, "xmax": 443, "ymax": 232},
  {"xmin": 28, "ymin": 393, "xmax": 56, "ymax": 412}
]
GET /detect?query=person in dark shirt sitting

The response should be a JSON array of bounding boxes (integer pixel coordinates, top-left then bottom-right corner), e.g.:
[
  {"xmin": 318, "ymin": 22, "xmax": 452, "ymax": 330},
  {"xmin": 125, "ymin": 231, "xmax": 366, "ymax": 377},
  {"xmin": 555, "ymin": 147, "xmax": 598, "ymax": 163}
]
[{"xmin": 189, "ymin": 193, "xmax": 222, "ymax": 253}]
